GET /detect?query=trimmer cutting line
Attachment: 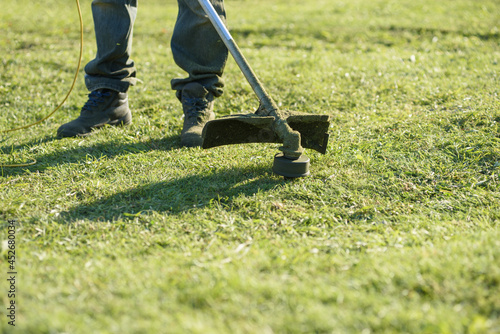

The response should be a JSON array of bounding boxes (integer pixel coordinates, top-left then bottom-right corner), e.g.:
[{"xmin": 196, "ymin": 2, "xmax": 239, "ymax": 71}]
[{"xmin": 198, "ymin": 0, "xmax": 331, "ymax": 178}]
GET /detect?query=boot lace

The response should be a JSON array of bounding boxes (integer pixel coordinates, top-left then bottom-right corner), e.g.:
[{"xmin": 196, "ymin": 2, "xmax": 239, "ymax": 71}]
[
  {"xmin": 183, "ymin": 97, "xmax": 211, "ymax": 118},
  {"xmin": 82, "ymin": 90, "xmax": 112, "ymax": 113}
]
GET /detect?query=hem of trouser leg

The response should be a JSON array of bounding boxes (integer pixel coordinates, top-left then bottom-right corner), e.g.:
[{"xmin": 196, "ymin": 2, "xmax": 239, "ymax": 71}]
[
  {"xmin": 85, "ymin": 75, "xmax": 136, "ymax": 93},
  {"xmin": 171, "ymin": 77, "xmax": 224, "ymax": 101}
]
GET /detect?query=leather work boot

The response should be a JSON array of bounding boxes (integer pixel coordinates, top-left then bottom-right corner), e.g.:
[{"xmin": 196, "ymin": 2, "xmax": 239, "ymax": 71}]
[
  {"xmin": 180, "ymin": 82, "xmax": 215, "ymax": 147},
  {"xmin": 57, "ymin": 89, "xmax": 131, "ymax": 138}
]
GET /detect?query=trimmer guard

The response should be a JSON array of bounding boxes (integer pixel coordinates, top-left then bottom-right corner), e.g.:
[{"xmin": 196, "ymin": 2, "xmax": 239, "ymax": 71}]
[{"xmin": 202, "ymin": 112, "xmax": 330, "ymax": 154}]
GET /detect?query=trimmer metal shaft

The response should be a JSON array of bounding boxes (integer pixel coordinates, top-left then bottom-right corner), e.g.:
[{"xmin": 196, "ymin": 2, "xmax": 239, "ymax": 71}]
[{"xmin": 198, "ymin": 0, "xmax": 304, "ymax": 158}]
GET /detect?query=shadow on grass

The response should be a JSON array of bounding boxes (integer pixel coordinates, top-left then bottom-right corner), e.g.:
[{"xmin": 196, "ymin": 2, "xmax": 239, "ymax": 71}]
[
  {"xmin": 2, "ymin": 132, "xmax": 285, "ymax": 222},
  {"xmin": 59, "ymin": 165, "xmax": 281, "ymax": 222},
  {"xmin": 1, "ymin": 134, "xmax": 180, "ymax": 176}
]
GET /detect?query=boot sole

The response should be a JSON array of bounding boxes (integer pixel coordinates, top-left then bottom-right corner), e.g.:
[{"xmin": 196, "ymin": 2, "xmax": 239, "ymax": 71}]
[{"xmin": 57, "ymin": 113, "xmax": 132, "ymax": 138}]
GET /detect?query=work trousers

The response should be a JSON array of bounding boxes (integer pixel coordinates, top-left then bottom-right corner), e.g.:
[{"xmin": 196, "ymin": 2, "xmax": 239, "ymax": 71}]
[{"xmin": 84, "ymin": 0, "xmax": 228, "ymax": 98}]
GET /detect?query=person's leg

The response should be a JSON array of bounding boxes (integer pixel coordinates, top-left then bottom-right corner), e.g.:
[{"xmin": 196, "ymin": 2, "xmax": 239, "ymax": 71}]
[
  {"xmin": 171, "ymin": 0, "xmax": 228, "ymax": 147},
  {"xmin": 85, "ymin": 0, "xmax": 138, "ymax": 92},
  {"xmin": 171, "ymin": 0, "xmax": 228, "ymax": 98},
  {"xmin": 58, "ymin": 0, "xmax": 137, "ymax": 137}
]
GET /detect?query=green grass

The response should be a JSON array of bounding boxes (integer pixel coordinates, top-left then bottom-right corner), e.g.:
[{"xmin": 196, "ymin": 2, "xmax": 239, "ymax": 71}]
[{"xmin": 1, "ymin": 0, "xmax": 499, "ymax": 332}]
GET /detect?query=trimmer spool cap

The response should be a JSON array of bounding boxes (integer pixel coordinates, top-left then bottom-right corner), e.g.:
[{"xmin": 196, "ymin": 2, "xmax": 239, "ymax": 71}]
[{"xmin": 272, "ymin": 153, "xmax": 310, "ymax": 178}]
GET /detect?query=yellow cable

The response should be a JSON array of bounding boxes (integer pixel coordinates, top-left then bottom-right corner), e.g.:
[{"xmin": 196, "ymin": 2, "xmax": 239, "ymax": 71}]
[
  {"xmin": 0, "ymin": 160, "xmax": 37, "ymax": 168},
  {"xmin": 1, "ymin": 0, "xmax": 83, "ymax": 168}
]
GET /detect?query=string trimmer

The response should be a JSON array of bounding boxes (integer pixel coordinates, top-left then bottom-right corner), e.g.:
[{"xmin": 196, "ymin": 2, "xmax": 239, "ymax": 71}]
[{"xmin": 198, "ymin": 0, "xmax": 331, "ymax": 178}]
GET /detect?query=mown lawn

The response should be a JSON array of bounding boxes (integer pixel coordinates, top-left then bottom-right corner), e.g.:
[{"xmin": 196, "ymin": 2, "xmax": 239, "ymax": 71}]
[{"xmin": 1, "ymin": 0, "xmax": 499, "ymax": 333}]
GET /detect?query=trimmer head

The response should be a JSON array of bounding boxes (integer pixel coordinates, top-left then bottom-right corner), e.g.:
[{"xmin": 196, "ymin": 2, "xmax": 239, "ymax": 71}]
[
  {"xmin": 202, "ymin": 111, "xmax": 330, "ymax": 154},
  {"xmin": 198, "ymin": 0, "xmax": 331, "ymax": 178}
]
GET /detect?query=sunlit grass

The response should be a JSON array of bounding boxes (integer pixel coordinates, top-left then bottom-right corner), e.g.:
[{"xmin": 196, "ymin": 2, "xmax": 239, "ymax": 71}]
[{"xmin": 1, "ymin": 0, "xmax": 499, "ymax": 333}]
